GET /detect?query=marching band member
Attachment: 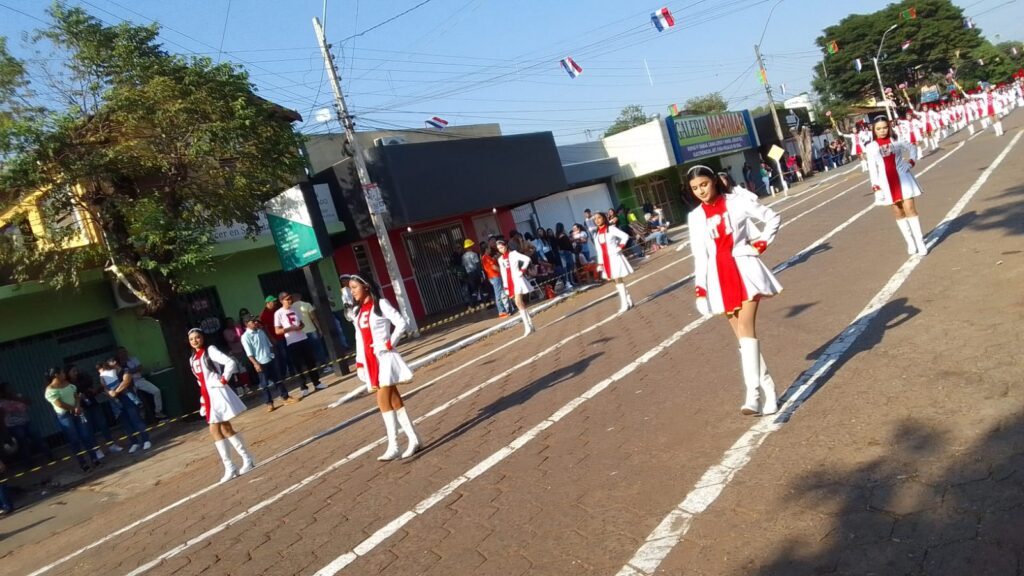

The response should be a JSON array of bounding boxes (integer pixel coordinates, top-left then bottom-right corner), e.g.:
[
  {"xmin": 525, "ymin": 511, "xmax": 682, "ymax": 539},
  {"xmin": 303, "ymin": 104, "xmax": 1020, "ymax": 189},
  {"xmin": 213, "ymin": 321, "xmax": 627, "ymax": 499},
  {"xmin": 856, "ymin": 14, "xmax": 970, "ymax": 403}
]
[
  {"xmin": 496, "ymin": 239, "xmax": 536, "ymax": 336},
  {"xmin": 687, "ymin": 165, "xmax": 783, "ymax": 417},
  {"xmin": 342, "ymin": 274, "xmax": 420, "ymax": 461},
  {"xmin": 591, "ymin": 211, "xmax": 635, "ymax": 313},
  {"xmin": 864, "ymin": 116, "xmax": 928, "ymax": 256},
  {"xmin": 187, "ymin": 328, "xmax": 256, "ymax": 483}
]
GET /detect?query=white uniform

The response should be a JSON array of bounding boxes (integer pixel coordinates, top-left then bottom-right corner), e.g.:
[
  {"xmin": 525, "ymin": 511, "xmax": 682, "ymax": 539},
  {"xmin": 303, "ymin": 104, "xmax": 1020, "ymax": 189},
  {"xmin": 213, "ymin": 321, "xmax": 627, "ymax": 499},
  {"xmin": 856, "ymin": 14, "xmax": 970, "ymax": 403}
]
[
  {"xmin": 864, "ymin": 138, "xmax": 922, "ymax": 206},
  {"xmin": 592, "ymin": 225, "xmax": 633, "ymax": 280},
  {"xmin": 498, "ymin": 250, "xmax": 532, "ymax": 296},
  {"xmin": 688, "ymin": 196, "xmax": 783, "ymax": 315},
  {"xmin": 190, "ymin": 345, "xmax": 246, "ymax": 424},
  {"xmin": 351, "ymin": 298, "xmax": 412, "ymax": 389}
]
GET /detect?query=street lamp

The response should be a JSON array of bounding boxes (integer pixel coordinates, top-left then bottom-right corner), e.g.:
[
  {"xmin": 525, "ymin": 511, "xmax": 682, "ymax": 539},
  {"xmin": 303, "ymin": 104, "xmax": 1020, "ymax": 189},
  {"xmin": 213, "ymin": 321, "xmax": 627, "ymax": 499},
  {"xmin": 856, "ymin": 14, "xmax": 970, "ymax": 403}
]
[{"xmin": 873, "ymin": 24, "xmax": 899, "ymax": 120}]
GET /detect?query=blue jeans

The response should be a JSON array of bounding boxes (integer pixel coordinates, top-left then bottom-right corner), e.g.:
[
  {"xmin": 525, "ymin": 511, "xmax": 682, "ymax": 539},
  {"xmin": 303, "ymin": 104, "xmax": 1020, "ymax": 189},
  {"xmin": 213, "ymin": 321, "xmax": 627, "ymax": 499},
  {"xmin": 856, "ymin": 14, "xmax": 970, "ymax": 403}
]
[
  {"xmin": 560, "ymin": 251, "xmax": 576, "ymax": 285},
  {"xmin": 55, "ymin": 412, "xmax": 98, "ymax": 465},
  {"xmin": 113, "ymin": 396, "xmax": 150, "ymax": 446},
  {"xmin": 0, "ymin": 484, "xmax": 12, "ymax": 512},
  {"xmin": 82, "ymin": 401, "xmax": 115, "ymax": 442},
  {"xmin": 307, "ymin": 331, "xmax": 329, "ymax": 368},
  {"xmin": 254, "ymin": 361, "xmax": 291, "ymax": 405},
  {"xmin": 274, "ymin": 339, "xmax": 293, "ymax": 377},
  {"xmin": 645, "ymin": 231, "xmax": 669, "ymax": 246},
  {"xmin": 489, "ymin": 276, "xmax": 510, "ymax": 314}
]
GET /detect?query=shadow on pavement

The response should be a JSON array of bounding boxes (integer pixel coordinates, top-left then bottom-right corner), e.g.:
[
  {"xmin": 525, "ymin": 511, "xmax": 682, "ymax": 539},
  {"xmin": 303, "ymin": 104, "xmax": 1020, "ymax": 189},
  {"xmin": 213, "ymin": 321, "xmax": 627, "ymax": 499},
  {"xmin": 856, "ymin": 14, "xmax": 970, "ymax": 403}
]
[
  {"xmin": 784, "ymin": 302, "xmax": 819, "ymax": 318},
  {"xmin": 413, "ymin": 353, "xmax": 603, "ymax": 458},
  {"xmin": 804, "ymin": 297, "xmax": 920, "ymax": 364},
  {"xmin": 759, "ymin": 412, "xmax": 1024, "ymax": 575}
]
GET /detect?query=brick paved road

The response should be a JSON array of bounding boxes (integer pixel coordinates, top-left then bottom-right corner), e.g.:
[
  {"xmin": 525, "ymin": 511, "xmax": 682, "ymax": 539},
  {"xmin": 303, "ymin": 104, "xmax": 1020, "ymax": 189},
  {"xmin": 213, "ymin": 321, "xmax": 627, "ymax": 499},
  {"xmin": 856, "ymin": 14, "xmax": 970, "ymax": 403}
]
[{"xmin": 1, "ymin": 114, "xmax": 1022, "ymax": 576}]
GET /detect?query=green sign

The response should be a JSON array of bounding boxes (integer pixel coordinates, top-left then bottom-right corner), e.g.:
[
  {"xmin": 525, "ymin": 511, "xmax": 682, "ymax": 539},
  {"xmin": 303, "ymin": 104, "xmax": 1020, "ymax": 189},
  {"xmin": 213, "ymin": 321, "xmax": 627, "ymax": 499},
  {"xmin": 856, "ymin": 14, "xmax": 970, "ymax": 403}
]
[{"xmin": 266, "ymin": 185, "xmax": 323, "ymax": 271}]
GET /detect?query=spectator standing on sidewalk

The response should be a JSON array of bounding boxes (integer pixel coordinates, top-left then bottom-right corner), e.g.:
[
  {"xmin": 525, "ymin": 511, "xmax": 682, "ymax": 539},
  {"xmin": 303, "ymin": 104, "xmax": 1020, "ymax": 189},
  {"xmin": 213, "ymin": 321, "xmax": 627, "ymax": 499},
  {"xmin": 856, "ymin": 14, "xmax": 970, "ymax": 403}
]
[
  {"xmin": 461, "ymin": 240, "xmax": 484, "ymax": 306},
  {"xmin": 497, "ymin": 239, "xmax": 536, "ymax": 336},
  {"xmin": 116, "ymin": 347, "xmax": 167, "ymax": 420},
  {"xmin": 583, "ymin": 209, "xmax": 597, "ymax": 237},
  {"xmin": 66, "ymin": 366, "xmax": 122, "ymax": 454},
  {"xmin": 571, "ymin": 223, "xmax": 592, "ymax": 262},
  {"xmin": 274, "ymin": 292, "xmax": 325, "ymax": 396},
  {"xmin": 0, "ymin": 382, "xmax": 54, "ymax": 467},
  {"xmin": 481, "ymin": 244, "xmax": 511, "ymax": 318},
  {"xmin": 342, "ymin": 274, "xmax": 420, "ymax": 461},
  {"xmin": 187, "ymin": 329, "xmax": 255, "ymax": 483},
  {"xmin": 98, "ymin": 360, "xmax": 153, "ymax": 453},
  {"xmin": 686, "ymin": 165, "xmax": 783, "ymax": 417},
  {"xmin": 260, "ymin": 296, "xmax": 291, "ymax": 380},
  {"xmin": 242, "ymin": 315, "xmax": 299, "ymax": 412},
  {"xmin": 44, "ymin": 367, "xmax": 104, "ymax": 472},
  {"xmin": 293, "ymin": 293, "xmax": 332, "ymax": 375},
  {"xmin": 222, "ymin": 318, "xmax": 255, "ymax": 396}
]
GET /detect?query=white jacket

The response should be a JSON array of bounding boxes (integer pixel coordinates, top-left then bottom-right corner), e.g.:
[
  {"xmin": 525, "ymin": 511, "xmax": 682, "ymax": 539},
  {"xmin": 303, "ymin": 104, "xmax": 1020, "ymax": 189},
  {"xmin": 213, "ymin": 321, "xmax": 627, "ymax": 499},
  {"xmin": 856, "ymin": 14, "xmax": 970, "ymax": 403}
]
[
  {"xmin": 498, "ymin": 250, "xmax": 533, "ymax": 296},
  {"xmin": 189, "ymin": 344, "xmax": 246, "ymax": 423},
  {"xmin": 688, "ymin": 195, "xmax": 783, "ymax": 315},
  {"xmin": 350, "ymin": 298, "xmax": 413, "ymax": 388},
  {"xmin": 592, "ymin": 225, "xmax": 634, "ymax": 280},
  {"xmin": 864, "ymin": 139, "xmax": 922, "ymax": 206}
]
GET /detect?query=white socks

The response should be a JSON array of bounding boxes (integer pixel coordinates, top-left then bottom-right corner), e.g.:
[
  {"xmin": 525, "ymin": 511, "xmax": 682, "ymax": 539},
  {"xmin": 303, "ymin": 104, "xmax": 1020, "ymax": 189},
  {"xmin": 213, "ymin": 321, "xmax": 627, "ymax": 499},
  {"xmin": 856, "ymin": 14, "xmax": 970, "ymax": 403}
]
[
  {"xmin": 520, "ymin": 309, "xmax": 534, "ymax": 336},
  {"xmin": 227, "ymin": 434, "xmax": 255, "ymax": 474},
  {"xmin": 215, "ymin": 439, "xmax": 237, "ymax": 483},
  {"xmin": 395, "ymin": 407, "xmax": 420, "ymax": 458},
  {"xmin": 615, "ymin": 283, "xmax": 633, "ymax": 313},
  {"xmin": 906, "ymin": 216, "xmax": 928, "ymax": 256},
  {"xmin": 379, "ymin": 410, "xmax": 400, "ymax": 461},
  {"xmin": 896, "ymin": 219, "xmax": 917, "ymax": 255}
]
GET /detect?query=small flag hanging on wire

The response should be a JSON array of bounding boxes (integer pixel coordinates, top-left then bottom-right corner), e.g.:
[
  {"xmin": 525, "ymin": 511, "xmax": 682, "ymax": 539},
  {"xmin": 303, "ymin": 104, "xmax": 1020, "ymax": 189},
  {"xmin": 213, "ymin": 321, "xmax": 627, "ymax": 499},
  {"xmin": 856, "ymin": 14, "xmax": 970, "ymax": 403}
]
[
  {"xmin": 560, "ymin": 56, "xmax": 583, "ymax": 79},
  {"xmin": 900, "ymin": 7, "xmax": 917, "ymax": 20},
  {"xmin": 779, "ymin": 83, "xmax": 787, "ymax": 95},
  {"xmin": 425, "ymin": 116, "xmax": 449, "ymax": 130},
  {"xmin": 853, "ymin": 58, "xmax": 863, "ymax": 72},
  {"xmin": 827, "ymin": 40, "xmax": 840, "ymax": 54},
  {"xmin": 901, "ymin": 40, "xmax": 913, "ymax": 51},
  {"xmin": 650, "ymin": 7, "xmax": 675, "ymax": 32},
  {"xmin": 668, "ymin": 103, "xmax": 680, "ymax": 116}
]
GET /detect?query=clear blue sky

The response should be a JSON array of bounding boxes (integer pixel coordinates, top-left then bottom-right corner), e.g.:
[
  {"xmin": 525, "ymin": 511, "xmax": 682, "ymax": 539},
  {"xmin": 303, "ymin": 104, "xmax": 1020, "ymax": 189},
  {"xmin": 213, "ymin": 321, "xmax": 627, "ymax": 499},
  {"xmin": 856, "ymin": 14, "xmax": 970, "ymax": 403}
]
[{"xmin": 1, "ymin": 0, "xmax": 1021, "ymax": 144}]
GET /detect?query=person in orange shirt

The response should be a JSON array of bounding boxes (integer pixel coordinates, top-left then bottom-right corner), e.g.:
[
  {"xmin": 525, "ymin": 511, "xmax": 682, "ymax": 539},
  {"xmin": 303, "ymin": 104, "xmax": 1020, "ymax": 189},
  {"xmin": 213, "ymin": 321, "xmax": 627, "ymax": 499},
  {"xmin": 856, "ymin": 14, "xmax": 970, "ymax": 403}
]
[{"xmin": 480, "ymin": 243, "xmax": 512, "ymax": 317}]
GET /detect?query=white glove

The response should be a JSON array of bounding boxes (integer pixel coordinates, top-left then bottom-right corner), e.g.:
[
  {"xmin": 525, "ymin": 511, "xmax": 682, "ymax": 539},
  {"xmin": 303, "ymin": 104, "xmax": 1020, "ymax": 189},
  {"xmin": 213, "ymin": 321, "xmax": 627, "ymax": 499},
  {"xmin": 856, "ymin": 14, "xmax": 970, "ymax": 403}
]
[
  {"xmin": 731, "ymin": 243, "xmax": 760, "ymax": 257},
  {"xmin": 199, "ymin": 404, "xmax": 207, "ymax": 418},
  {"xmin": 695, "ymin": 297, "xmax": 711, "ymax": 317}
]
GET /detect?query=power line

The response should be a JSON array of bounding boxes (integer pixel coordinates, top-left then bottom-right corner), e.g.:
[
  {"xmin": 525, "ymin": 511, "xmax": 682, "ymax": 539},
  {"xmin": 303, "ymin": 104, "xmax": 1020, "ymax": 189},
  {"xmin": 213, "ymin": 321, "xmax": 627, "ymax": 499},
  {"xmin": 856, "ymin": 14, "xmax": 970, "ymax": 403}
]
[
  {"xmin": 215, "ymin": 0, "xmax": 232, "ymax": 62},
  {"xmin": 340, "ymin": 0, "xmax": 439, "ymax": 43}
]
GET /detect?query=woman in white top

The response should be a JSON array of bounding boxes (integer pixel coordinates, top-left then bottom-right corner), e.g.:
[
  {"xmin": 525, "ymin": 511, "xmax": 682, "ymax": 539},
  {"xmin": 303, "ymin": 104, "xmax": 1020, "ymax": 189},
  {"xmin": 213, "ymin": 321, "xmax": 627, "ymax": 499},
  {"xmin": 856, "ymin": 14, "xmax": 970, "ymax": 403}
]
[
  {"xmin": 863, "ymin": 116, "xmax": 927, "ymax": 256},
  {"xmin": 688, "ymin": 165, "xmax": 783, "ymax": 416},
  {"xmin": 591, "ymin": 211, "xmax": 635, "ymax": 313},
  {"xmin": 188, "ymin": 328, "xmax": 256, "ymax": 483},
  {"xmin": 497, "ymin": 239, "xmax": 536, "ymax": 336},
  {"xmin": 342, "ymin": 274, "xmax": 420, "ymax": 461}
]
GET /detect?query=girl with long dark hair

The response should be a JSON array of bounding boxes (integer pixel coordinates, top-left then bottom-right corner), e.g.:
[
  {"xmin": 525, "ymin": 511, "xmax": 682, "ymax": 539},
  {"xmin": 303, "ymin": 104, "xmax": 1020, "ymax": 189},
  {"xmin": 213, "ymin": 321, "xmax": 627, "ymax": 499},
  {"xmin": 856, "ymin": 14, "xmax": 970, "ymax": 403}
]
[{"xmin": 864, "ymin": 115, "xmax": 927, "ymax": 256}]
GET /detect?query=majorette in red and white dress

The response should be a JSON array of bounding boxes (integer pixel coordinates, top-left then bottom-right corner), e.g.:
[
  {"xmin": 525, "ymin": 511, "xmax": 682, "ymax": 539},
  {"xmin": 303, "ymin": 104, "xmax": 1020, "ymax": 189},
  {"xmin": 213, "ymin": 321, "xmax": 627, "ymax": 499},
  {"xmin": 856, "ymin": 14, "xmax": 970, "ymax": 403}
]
[
  {"xmin": 498, "ymin": 249, "xmax": 532, "ymax": 298},
  {"xmin": 353, "ymin": 298, "xmax": 412, "ymax": 391},
  {"xmin": 864, "ymin": 137, "xmax": 922, "ymax": 206},
  {"xmin": 688, "ymin": 194, "xmax": 783, "ymax": 315},
  {"xmin": 190, "ymin": 344, "xmax": 246, "ymax": 423},
  {"xmin": 592, "ymin": 224, "xmax": 634, "ymax": 280}
]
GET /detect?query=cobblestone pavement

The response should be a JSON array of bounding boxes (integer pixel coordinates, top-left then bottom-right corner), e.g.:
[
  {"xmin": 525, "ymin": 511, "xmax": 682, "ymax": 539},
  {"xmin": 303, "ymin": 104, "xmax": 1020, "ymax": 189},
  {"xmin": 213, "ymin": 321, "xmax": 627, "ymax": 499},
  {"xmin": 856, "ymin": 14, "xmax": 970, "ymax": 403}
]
[{"xmin": 1, "ymin": 115, "xmax": 1021, "ymax": 576}]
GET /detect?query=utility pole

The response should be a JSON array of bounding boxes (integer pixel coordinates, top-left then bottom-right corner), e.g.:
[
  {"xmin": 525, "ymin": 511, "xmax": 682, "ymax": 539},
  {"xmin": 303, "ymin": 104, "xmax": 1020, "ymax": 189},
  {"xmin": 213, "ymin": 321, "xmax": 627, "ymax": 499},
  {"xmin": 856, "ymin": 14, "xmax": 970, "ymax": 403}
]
[
  {"xmin": 754, "ymin": 44, "xmax": 785, "ymax": 142},
  {"xmin": 313, "ymin": 17, "xmax": 419, "ymax": 336}
]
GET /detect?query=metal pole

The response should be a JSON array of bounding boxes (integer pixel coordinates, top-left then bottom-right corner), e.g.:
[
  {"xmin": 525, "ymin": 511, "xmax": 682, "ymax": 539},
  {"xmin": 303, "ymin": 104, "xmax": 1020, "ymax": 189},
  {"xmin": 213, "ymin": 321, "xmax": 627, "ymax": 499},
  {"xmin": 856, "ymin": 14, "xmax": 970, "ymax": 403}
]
[
  {"xmin": 754, "ymin": 44, "xmax": 785, "ymax": 142},
  {"xmin": 312, "ymin": 17, "xmax": 419, "ymax": 336}
]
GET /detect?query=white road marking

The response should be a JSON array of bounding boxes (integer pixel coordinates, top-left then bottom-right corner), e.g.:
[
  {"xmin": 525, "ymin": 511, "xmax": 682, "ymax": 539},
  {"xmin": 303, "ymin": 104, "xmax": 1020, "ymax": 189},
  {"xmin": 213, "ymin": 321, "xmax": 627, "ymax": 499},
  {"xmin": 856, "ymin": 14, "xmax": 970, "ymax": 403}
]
[{"xmin": 614, "ymin": 131, "xmax": 1021, "ymax": 576}]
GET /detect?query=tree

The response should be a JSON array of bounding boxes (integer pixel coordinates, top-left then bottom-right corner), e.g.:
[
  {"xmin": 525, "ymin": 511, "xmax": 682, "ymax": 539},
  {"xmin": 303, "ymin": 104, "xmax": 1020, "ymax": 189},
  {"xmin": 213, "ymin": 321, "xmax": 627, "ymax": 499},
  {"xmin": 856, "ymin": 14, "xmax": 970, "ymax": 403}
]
[
  {"xmin": 0, "ymin": 6, "xmax": 304, "ymax": 407},
  {"xmin": 811, "ymin": 0, "xmax": 988, "ymax": 106},
  {"xmin": 604, "ymin": 104, "xmax": 651, "ymax": 137},
  {"xmin": 683, "ymin": 92, "xmax": 728, "ymax": 114}
]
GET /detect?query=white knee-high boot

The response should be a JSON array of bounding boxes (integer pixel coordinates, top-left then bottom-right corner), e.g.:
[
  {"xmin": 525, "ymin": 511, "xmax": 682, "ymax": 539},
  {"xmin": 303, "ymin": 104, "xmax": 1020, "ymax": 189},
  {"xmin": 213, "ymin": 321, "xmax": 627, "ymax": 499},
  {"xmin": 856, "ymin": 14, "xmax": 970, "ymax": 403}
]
[
  {"xmin": 896, "ymin": 219, "xmax": 917, "ymax": 255},
  {"xmin": 395, "ymin": 407, "xmax": 420, "ymax": 458},
  {"xmin": 906, "ymin": 216, "xmax": 928, "ymax": 256},
  {"xmin": 615, "ymin": 283, "xmax": 631, "ymax": 313},
  {"xmin": 738, "ymin": 338, "xmax": 762, "ymax": 416},
  {"xmin": 758, "ymin": 353, "xmax": 778, "ymax": 415},
  {"xmin": 227, "ymin": 434, "xmax": 255, "ymax": 474},
  {"xmin": 214, "ymin": 439, "xmax": 237, "ymax": 483},
  {"xmin": 519, "ymin": 308, "xmax": 534, "ymax": 335},
  {"xmin": 968, "ymin": 123, "xmax": 976, "ymax": 136},
  {"xmin": 994, "ymin": 121, "xmax": 1004, "ymax": 137},
  {"xmin": 378, "ymin": 410, "xmax": 400, "ymax": 461},
  {"xmin": 859, "ymin": 159, "xmax": 867, "ymax": 173}
]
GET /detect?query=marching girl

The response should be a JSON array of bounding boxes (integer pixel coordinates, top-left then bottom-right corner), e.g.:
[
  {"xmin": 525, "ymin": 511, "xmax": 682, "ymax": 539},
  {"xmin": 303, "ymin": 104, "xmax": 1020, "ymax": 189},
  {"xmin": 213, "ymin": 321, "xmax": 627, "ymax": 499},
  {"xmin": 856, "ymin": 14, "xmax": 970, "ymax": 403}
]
[
  {"xmin": 590, "ymin": 211, "xmax": 635, "ymax": 314},
  {"xmin": 864, "ymin": 115, "xmax": 928, "ymax": 256},
  {"xmin": 687, "ymin": 165, "xmax": 783, "ymax": 417},
  {"xmin": 496, "ymin": 239, "xmax": 536, "ymax": 336},
  {"xmin": 902, "ymin": 110, "xmax": 924, "ymax": 159},
  {"xmin": 343, "ymin": 274, "xmax": 420, "ymax": 461},
  {"xmin": 840, "ymin": 122, "xmax": 870, "ymax": 172},
  {"xmin": 187, "ymin": 328, "xmax": 256, "ymax": 483}
]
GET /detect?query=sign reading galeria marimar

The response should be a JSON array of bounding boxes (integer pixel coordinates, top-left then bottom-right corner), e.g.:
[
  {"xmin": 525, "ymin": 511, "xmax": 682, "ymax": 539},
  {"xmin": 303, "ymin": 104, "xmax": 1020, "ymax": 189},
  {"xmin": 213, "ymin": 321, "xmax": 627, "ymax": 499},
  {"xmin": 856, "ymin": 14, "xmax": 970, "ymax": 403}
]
[
  {"xmin": 665, "ymin": 110, "xmax": 758, "ymax": 163},
  {"xmin": 266, "ymin": 185, "xmax": 323, "ymax": 271}
]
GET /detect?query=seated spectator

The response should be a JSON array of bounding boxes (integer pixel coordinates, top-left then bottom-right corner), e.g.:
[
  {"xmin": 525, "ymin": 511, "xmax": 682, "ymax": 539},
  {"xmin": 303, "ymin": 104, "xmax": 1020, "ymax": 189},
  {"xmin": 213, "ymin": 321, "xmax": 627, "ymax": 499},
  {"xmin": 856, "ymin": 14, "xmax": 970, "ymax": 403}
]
[
  {"xmin": 644, "ymin": 213, "xmax": 670, "ymax": 247},
  {"xmin": 98, "ymin": 359, "xmax": 153, "ymax": 454}
]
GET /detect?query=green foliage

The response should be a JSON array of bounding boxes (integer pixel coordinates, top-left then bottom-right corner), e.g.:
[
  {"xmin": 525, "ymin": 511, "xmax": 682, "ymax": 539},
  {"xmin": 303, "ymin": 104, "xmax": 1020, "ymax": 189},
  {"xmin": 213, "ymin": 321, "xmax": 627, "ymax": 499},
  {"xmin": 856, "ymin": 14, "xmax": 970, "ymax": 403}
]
[
  {"xmin": 683, "ymin": 92, "xmax": 728, "ymax": 114},
  {"xmin": 0, "ymin": 5, "xmax": 304, "ymax": 311},
  {"xmin": 811, "ymin": 0, "xmax": 1006, "ymax": 106},
  {"xmin": 604, "ymin": 104, "xmax": 651, "ymax": 137}
]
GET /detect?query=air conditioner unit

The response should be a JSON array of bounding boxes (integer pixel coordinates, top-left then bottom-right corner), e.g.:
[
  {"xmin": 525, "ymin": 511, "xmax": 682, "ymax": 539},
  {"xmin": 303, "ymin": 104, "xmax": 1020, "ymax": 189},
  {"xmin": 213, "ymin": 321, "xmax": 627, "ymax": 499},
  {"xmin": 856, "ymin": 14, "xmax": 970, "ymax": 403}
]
[
  {"xmin": 373, "ymin": 136, "xmax": 408, "ymax": 147},
  {"xmin": 111, "ymin": 278, "xmax": 145, "ymax": 309}
]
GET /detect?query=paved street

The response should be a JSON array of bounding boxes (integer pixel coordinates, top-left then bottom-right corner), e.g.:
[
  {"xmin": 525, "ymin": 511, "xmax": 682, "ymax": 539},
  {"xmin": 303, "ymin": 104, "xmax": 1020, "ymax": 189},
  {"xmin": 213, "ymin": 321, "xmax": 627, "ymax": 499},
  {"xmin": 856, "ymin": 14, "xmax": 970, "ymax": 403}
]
[{"xmin": 2, "ymin": 117, "xmax": 1022, "ymax": 575}]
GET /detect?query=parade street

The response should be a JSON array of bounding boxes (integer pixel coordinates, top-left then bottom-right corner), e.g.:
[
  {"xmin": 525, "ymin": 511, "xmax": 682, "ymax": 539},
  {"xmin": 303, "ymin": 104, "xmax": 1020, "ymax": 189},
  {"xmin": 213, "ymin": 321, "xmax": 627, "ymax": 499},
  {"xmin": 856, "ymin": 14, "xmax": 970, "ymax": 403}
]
[{"xmin": 0, "ymin": 113, "xmax": 1020, "ymax": 576}]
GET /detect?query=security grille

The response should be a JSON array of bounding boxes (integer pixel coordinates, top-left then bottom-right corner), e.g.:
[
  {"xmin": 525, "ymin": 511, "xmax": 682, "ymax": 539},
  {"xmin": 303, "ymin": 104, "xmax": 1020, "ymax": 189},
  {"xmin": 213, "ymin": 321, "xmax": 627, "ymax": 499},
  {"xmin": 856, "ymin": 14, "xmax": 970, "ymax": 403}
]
[{"xmin": 403, "ymin": 223, "xmax": 467, "ymax": 315}]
